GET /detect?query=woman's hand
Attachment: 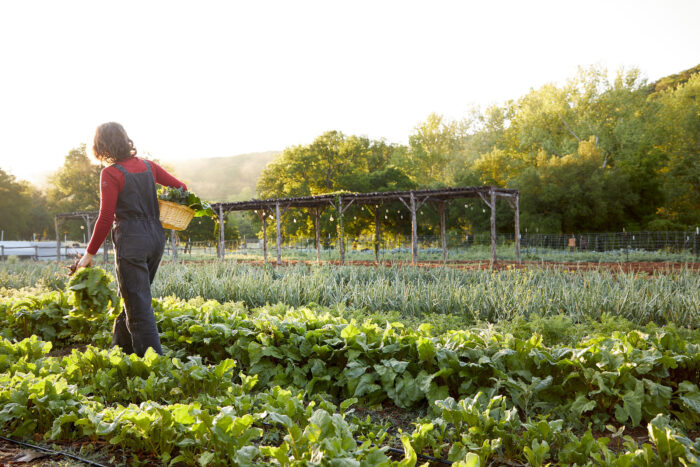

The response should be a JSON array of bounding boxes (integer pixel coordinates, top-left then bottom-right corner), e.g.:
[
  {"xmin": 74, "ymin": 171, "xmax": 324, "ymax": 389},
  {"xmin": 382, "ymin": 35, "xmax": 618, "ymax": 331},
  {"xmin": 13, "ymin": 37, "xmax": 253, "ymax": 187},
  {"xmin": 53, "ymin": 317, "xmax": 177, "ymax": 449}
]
[{"xmin": 77, "ymin": 252, "xmax": 94, "ymax": 270}]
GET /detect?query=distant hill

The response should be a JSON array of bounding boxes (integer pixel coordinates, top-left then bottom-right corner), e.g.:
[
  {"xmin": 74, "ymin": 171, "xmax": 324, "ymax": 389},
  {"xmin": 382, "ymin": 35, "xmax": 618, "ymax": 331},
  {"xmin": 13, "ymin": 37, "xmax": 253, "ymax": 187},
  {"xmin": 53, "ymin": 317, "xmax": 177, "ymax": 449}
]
[
  {"xmin": 649, "ymin": 63, "xmax": 700, "ymax": 95},
  {"xmin": 169, "ymin": 151, "xmax": 279, "ymax": 202}
]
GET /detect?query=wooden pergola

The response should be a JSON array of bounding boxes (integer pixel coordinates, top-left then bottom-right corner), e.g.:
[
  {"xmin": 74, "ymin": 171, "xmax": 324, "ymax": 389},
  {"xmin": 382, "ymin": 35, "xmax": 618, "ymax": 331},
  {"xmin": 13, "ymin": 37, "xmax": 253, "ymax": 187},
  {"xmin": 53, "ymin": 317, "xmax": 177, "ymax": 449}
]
[
  {"xmin": 54, "ymin": 210, "xmax": 177, "ymax": 262},
  {"xmin": 55, "ymin": 186, "xmax": 521, "ymax": 266},
  {"xmin": 54, "ymin": 210, "xmax": 105, "ymax": 261},
  {"xmin": 212, "ymin": 186, "xmax": 521, "ymax": 266}
]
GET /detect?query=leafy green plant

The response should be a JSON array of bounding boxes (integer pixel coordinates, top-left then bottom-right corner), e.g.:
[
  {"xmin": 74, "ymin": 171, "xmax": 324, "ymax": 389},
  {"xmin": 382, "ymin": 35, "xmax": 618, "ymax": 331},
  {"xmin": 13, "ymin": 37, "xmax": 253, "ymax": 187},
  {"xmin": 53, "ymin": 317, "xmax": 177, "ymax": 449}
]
[
  {"xmin": 67, "ymin": 267, "xmax": 119, "ymax": 320},
  {"xmin": 157, "ymin": 186, "xmax": 215, "ymax": 218}
]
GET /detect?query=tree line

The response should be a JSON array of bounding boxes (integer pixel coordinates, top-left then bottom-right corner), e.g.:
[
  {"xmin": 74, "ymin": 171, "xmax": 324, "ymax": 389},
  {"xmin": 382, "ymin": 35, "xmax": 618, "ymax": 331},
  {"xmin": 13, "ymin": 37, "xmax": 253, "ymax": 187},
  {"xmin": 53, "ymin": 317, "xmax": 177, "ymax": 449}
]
[
  {"xmin": 257, "ymin": 65, "xmax": 700, "ymax": 240},
  {"xmin": 1, "ymin": 64, "xmax": 698, "ymax": 242}
]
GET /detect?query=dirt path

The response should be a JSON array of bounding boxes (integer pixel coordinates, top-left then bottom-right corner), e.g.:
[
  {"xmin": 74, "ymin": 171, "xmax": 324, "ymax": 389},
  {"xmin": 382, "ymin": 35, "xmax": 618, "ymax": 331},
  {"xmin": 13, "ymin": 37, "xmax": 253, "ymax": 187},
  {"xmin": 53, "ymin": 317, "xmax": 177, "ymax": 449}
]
[{"xmin": 193, "ymin": 257, "xmax": 700, "ymax": 273}]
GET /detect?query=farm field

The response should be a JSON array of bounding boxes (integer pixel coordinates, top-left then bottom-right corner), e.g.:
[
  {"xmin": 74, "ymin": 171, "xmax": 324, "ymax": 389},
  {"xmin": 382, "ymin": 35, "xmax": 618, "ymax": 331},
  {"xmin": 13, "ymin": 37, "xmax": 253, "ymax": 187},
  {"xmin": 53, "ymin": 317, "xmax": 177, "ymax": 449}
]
[{"xmin": 0, "ymin": 261, "xmax": 699, "ymax": 466}]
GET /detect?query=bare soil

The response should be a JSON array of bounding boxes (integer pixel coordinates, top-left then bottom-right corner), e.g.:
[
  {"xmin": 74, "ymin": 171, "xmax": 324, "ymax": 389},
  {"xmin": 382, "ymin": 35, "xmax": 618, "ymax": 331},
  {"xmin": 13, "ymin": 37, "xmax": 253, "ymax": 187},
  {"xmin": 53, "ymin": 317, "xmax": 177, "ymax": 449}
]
[{"xmin": 200, "ymin": 257, "xmax": 700, "ymax": 274}]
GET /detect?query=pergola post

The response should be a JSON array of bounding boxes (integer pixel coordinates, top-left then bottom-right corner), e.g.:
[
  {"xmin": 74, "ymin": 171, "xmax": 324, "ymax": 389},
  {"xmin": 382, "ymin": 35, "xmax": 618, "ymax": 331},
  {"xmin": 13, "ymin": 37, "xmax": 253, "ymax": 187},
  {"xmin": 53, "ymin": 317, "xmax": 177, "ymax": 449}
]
[
  {"xmin": 490, "ymin": 187, "xmax": 497, "ymax": 267},
  {"xmin": 85, "ymin": 216, "xmax": 93, "ymax": 245},
  {"xmin": 514, "ymin": 193, "xmax": 521, "ymax": 264},
  {"xmin": 55, "ymin": 218, "xmax": 61, "ymax": 262},
  {"xmin": 410, "ymin": 191, "xmax": 418, "ymax": 265},
  {"xmin": 171, "ymin": 230, "xmax": 177, "ymax": 261},
  {"xmin": 438, "ymin": 202, "xmax": 447, "ymax": 264},
  {"xmin": 338, "ymin": 197, "xmax": 345, "ymax": 264},
  {"xmin": 218, "ymin": 204, "xmax": 225, "ymax": 260},
  {"xmin": 374, "ymin": 207, "xmax": 381, "ymax": 264},
  {"xmin": 262, "ymin": 212, "xmax": 268, "ymax": 265},
  {"xmin": 275, "ymin": 201, "xmax": 282, "ymax": 265},
  {"xmin": 314, "ymin": 207, "xmax": 321, "ymax": 265}
]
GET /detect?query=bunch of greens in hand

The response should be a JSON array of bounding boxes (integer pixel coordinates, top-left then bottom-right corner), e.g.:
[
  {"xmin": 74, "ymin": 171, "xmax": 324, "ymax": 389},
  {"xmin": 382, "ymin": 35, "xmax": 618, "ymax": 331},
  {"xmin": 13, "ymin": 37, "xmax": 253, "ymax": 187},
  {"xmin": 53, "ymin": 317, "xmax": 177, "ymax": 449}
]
[{"xmin": 157, "ymin": 186, "xmax": 215, "ymax": 218}]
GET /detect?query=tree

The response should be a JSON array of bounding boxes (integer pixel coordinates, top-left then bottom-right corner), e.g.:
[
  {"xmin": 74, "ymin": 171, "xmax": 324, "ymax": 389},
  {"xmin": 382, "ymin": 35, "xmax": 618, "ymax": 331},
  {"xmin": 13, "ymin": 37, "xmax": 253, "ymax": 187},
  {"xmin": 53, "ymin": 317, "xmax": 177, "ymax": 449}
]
[
  {"xmin": 46, "ymin": 145, "xmax": 101, "ymax": 213},
  {"xmin": 650, "ymin": 73, "xmax": 700, "ymax": 227},
  {"xmin": 18, "ymin": 181, "xmax": 52, "ymax": 239},
  {"xmin": 513, "ymin": 138, "xmax": 636, "ymax": 233},
  {"xmin": 406, "ymin": 113, "xmax": 464, "ymax": 186},
  {"xmin": 0, "ymin": 168, "xmax": 51, "ymax": 240},
  {"xmin": 0, "ymin": 168, "xmax": 31, "ymax": 240},
  {"xmin": 257, "ymin": 131, "xmax": 413, "ymax": 240}
]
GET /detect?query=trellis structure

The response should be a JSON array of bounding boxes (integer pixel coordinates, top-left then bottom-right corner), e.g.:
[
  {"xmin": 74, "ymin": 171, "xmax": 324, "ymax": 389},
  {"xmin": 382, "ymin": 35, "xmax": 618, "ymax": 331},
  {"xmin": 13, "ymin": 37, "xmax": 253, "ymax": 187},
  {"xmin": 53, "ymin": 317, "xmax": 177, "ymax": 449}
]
[
  {"xmin": 213, "ymin": 186, "xmax": 521, "ymax": 266},
  {"xmin": 55, "ymin": 186, "xmax": 521, "ymax": 266},
  {"xmin": 54, "ymin": 211, "xmax": 106, "ymax": 261},
  {"xmin": 54, "ymin": 210, "xmax": 180, "ymax": 262}
]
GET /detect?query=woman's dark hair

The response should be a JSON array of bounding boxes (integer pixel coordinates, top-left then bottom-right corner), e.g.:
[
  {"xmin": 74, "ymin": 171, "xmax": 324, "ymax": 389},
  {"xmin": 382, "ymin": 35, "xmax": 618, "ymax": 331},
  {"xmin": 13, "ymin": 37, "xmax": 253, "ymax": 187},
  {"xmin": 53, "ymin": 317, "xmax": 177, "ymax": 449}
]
[{"xmin": 92, "ymin": 122, "xmax": 137, "ymax": 163}]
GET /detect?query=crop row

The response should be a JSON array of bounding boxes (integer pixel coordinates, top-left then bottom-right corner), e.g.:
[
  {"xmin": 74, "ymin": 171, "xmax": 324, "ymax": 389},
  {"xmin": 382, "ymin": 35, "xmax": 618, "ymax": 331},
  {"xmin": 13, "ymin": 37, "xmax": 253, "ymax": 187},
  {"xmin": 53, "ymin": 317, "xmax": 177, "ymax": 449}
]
[
  {"xmin": 1, "ymin": 268, "xmax": 699, "ymax": 465},
  {"xmin": 2, "ymin": 275, "xmax": 699, "ymax": 428},
  {"xmin": 2, "ymin": 261, "xmax": 700, "ymax": 327},
  {"xmin": 155, "ymin": 263, "xmax": 700, "ymax": 327},
  {"xmin": 2, "ymin": 335, "xmax": 699, "ymax": 466}
]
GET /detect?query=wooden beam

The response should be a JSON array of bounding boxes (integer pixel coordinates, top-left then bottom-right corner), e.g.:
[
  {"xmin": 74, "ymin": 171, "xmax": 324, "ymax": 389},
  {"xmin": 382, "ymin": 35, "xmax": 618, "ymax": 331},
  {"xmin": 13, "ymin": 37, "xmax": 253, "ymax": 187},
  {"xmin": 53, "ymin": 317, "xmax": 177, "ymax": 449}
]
[
  {"xmin": 313, "ymin": 207, "xmax": 321, "ymax": 265},
  {"xmin": 254, "ymin": 209, "xmax": 269, "ymax": 265},
  {"xmin": 262, "ymin": 212, "xmax": 268, "ymax": 265},
  {"xmin": 275, "ymin": 201, "xmax": 282, "ymax": 265},
  {"xmin": 338, "ymin": 197, "xmax": 345, "ymax": 264},
  {"xmin": 490, "ymin": 187, "xmax": 497, "ymax": 267},
  {"xmin": 507, "ymin": 194, "xmax": 522, "ymax": 264},
  {"xmin": 438, "ymin": 201, "xmax": 447, "ymax": 264},
  {"xmin": 374, "ymin": 206, "xmax": 381, "ymax": 264},
  {"xmin": 410, "ymin": 191, "xmax": 418, "ymax": 265},
  {"xmin": 171, "ymin": 230, "xmax": 177, "ymax": 261},
  {"xmin": 218, "ymin": 204, "xmax": 225, "ymax": 260},
  {"xmin": 83, "ymin": 215, "xmax": 93, "ymax": 247},
  {"xmin": 55, "ymin": 218, "xmax": 60, "ymax": 262},
  {"xmin": 477, "ymin": 191, "xmax": 493, "ymax": 209}
]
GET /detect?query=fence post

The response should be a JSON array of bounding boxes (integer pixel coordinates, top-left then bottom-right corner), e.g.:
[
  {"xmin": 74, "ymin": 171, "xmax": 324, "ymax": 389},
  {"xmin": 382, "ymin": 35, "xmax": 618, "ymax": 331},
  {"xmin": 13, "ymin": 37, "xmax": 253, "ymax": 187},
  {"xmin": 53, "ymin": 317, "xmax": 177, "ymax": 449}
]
[
  {"xmin": 1, "ymin": 245, "xmax": 3, "ymax": 261},
  {"xmin": 34, "ymin": 245, "xmax": 38, "ymax": 261}
]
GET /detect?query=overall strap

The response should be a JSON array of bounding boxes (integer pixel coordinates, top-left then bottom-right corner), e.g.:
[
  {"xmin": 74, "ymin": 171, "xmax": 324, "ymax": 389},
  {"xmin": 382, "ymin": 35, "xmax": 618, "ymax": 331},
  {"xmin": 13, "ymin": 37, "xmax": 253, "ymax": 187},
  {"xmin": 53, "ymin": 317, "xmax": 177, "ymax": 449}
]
[
  {"xmin": 112, "ymin": 163, "xmax": 129, "ymax": 175},
  {"xmin": 142, "ymin": 160, "xmax": 152, "ymax": 174}
]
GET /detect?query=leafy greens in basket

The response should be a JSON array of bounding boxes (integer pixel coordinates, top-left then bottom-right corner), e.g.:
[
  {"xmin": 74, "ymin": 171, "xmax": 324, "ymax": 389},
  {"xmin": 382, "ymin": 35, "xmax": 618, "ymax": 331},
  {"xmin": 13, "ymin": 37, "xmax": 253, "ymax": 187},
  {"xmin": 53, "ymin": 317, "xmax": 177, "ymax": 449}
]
[{"xmin": 157, "ymin": 186, "xmax": 215, "ymax": 218}]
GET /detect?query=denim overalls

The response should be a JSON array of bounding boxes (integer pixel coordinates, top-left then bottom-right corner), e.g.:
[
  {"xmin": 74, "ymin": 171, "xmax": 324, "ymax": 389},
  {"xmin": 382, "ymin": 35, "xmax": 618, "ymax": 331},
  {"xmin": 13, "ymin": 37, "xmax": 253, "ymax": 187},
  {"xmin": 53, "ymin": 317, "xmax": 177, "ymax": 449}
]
[{"xmin": 110, "ymin": 160, "xmax": 165, "ymax": 356}]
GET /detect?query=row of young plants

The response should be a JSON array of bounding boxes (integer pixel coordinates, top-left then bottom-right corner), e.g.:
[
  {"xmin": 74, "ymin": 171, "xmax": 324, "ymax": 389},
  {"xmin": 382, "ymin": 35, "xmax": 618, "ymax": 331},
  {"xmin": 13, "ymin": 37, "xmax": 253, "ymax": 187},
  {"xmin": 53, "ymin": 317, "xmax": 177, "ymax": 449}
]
[
  {"xmin": 0, "ymin": 268, "xmax": 699, "ymax": 465},
  {"xmin": 3, "ymin": 261, "xmax": 700, "ymax": 327},
  {"xmin": 152, "ymin": 262, "xmax": 700, "ymax": 327},
  {"xmin": 3, "ymin": 275, "xmax": 699, "ymax": 429},
  {"xmin": 1, "ymin": 337, "xmax": 393, "ymax": 466},
  {"xmin": 2, "ymin": 334, "xmax": 699, "ymax": 466}
]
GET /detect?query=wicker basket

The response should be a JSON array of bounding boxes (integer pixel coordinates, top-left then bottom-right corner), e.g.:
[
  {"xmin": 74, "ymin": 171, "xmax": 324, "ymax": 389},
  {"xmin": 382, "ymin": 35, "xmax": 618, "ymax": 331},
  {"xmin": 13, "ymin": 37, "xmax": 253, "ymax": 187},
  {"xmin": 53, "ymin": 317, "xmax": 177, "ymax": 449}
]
[{"xmin": 158, "ymin": 200, "xmax": 195, "ymax": 231}]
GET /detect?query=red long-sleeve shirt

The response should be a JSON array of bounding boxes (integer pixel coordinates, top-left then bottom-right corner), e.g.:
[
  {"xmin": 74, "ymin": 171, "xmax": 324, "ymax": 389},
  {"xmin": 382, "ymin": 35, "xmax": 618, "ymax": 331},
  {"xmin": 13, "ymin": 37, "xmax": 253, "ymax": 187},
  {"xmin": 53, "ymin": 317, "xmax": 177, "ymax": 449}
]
[{"xmin": 87, "ymin": 157, "xmax": 187, "ymax": 255}]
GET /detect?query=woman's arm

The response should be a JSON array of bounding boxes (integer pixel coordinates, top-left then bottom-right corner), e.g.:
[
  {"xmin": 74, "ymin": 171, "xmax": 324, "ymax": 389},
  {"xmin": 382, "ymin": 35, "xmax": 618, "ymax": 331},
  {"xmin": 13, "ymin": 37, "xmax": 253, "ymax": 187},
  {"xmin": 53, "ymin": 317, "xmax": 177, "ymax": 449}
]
[
  {"xmin": 84, "ymin": 168, "xmax": 120, "ymax": 256},
  {"xmin": 150, "ymin": 161, "xmax": 188, "ymax": 190}
]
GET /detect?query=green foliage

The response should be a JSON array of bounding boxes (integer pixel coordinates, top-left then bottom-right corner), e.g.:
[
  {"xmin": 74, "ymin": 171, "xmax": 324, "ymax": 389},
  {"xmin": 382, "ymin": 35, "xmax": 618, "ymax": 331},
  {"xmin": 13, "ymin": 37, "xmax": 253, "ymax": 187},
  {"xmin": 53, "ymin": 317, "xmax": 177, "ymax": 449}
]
[
  {"xmin": 46, "ymin": 145, "xmax": 101, "ymax": 213},
  {"xmin": 157, "ymin": 186, "xmax": 215, "ymax": 218},
  {"xmin": 151, "ymin": 262, "xmax": 700, "ymax": 328},
  {"xmin": 1, "ymin": 268, "xmax": 699, "ymax": 465},
  {"xmin": 256, "ymin": 131, "xmax": 414, "ymax": 241},
  {"xmin": 67, "ymin": 266, "xmax": 120, "ymax": 320},
  {"xmin": 0, "ymin": 168, "xmax": 52, "ymax": 240}
]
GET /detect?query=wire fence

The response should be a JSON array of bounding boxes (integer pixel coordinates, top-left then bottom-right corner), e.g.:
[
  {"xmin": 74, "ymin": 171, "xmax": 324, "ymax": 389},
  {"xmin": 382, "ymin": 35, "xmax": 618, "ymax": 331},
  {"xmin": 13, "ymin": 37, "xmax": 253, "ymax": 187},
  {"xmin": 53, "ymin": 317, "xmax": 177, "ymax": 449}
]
[{"xmin": 169, "ymin": 229, "xmax": 700, "ymax": 263}]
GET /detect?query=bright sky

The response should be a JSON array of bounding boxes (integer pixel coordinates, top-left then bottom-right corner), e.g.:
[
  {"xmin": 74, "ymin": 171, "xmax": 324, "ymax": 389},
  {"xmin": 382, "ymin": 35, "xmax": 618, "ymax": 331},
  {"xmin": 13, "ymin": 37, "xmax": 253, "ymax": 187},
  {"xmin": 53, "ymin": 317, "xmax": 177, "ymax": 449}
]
[{"xmin": 0, "ymin": 0, "xmax": 698, "ymax": 184}]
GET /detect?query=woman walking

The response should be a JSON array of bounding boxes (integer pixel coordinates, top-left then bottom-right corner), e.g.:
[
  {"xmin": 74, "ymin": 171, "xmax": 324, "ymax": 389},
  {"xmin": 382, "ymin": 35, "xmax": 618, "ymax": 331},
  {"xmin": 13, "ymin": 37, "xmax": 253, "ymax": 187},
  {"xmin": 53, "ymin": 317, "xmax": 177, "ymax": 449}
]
[{"xmin": 77, "ymin": 122, "xmax": 187, "ymax": 357}]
